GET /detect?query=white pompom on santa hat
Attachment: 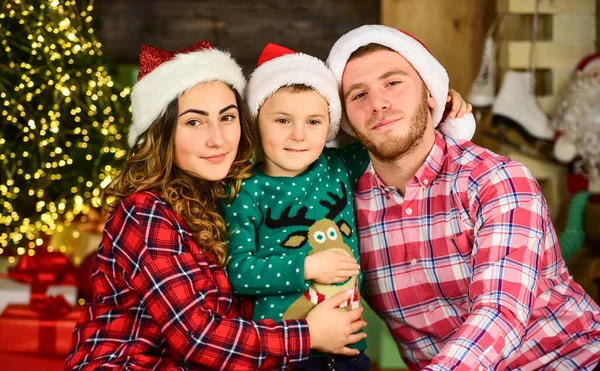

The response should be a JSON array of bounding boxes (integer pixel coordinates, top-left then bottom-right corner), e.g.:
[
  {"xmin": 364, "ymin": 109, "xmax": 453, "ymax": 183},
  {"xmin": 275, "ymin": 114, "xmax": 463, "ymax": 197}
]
[
  {"xmin": 326, "ymin": 25, "xmax": 476, "ymax": 141},
  {"xmin": 129, "ymin": 41, "xmax": 246, "ymax": 147},
  {"xmin": 246, "ymin": 43, "xmax": 342, "ymax": 143}
]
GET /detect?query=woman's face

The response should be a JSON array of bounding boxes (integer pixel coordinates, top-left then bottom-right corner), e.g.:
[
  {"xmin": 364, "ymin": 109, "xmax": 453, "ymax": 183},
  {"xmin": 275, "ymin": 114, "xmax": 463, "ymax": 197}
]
[{"xmin": 174, "ymin": 81, "xmax": 241, "ymax": 181}]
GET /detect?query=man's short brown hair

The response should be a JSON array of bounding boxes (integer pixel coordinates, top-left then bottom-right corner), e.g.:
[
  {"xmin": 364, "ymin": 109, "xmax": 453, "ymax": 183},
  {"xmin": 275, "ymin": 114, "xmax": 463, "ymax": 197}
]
[{"xmin": 348, "ymin": 43, "xmax": 395, "ymax": 62}]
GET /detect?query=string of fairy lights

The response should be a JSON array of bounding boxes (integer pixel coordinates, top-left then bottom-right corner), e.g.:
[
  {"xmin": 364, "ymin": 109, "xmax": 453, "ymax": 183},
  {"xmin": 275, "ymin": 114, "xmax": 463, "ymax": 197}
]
[{"xmin": 0, "ymin": 0, "xmax": 130, "ymax": 261}]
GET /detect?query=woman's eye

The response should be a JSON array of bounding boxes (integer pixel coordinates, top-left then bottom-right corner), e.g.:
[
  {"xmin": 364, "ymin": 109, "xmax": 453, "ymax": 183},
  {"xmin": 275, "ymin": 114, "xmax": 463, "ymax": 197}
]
[
  {"xmin": 222, "ymin": 114, "xmax": 236, "ymax": 122},
  {"xmin": 276, "ymin": 118, "xmax": 289, "ymax": 124},
  {"xmin": 308, "ymin": 119, "xmax": 321, "ymax": 125},
  {"xmin": 186, "ymin": 119, "xmax": 201, "ymax": 127}
]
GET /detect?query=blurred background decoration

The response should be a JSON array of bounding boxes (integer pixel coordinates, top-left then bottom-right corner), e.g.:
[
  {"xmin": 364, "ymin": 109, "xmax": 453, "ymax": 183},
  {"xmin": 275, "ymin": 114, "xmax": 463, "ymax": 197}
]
[{"xmin": 0, "ymin": 0, "xmax": 129, "ymax": 265}]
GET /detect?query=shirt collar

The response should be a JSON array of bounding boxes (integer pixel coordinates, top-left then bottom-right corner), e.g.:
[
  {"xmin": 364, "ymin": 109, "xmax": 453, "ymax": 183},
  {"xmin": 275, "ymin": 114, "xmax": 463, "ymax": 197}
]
[{"xmin": 413, "ymin": 131, "xmax": 446, "ymax": 188}]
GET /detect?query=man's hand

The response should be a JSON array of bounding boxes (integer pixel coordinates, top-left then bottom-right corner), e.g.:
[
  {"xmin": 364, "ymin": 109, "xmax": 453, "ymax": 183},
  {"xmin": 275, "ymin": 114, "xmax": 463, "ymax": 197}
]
[
  {"xmin": 304, "ymin": 250, "xmax": 360, "ymax": 284},
  {"xmin": 306, "ymin": 289, "xmax": 367, "ymax": 355}
]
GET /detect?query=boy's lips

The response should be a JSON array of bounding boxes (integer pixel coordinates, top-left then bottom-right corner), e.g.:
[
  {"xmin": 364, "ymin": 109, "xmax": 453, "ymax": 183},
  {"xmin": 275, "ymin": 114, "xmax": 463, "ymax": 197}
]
[{"xmin": 284, "ymin": 148, "xmax": 308, "ymax": 153}]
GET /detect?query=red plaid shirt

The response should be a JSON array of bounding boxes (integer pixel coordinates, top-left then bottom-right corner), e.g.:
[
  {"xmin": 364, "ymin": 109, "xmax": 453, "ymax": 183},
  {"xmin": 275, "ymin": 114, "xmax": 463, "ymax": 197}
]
[
  {"xmin": 356, "ymin": 132, "xmax": 600, "ymax": 371},
  {"xmin": 66, "ymin": 191, "xmax": 310, "ymax": 370}
]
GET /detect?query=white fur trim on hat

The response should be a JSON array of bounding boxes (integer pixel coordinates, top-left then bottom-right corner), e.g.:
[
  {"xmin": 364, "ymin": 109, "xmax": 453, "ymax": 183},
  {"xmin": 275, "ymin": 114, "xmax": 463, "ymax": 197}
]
[
  {"xmin": 327, "ymin": 25, "xmax": 448, "ymax": 127},
  {"xmin": 129, "ymin": 49, "xmax": 246, "ymax": 147},
  {"xmin": 247, "ymin": 53, "xmax": 342, "ymax": 143}
]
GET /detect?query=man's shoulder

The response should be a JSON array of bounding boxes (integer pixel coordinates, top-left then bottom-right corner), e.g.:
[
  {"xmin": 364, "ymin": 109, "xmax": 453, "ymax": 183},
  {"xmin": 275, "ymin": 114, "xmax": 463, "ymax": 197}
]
[
  {"xmin": 444, "ymin": 137, "xmax": 514, "ymax": 175},
  {"xmin": 443, "ymin": 136, "xmax": 538, "ymax": 189}
]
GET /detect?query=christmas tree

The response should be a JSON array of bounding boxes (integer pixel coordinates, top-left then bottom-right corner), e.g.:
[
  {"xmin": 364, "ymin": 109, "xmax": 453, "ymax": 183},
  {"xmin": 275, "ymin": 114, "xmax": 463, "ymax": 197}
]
[{"xmin": 0, "ymin": 0, "xmax": 130, "ymax": 258}]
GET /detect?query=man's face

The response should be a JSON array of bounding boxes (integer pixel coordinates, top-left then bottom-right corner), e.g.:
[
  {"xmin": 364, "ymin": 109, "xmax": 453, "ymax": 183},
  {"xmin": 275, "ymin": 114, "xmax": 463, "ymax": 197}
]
[{"xmin": 342, "ymin": 49, "xmax": 436, "ymax": 161}]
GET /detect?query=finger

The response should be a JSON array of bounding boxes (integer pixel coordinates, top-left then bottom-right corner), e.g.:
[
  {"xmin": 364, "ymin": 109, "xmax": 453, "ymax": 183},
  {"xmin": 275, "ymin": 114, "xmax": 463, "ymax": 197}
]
[
  {"xmin": 337, "ymin": 269, "xmax": 360, "ymax": 278},
  {"xmin": 344, "ymin": 306, "xmax": 364, "ymax": 321},
  {"xmin": 333, "ymin": 347, "xmax": 361, "ymax": 356},
  {"xmin": 337, "ymin": 255, "xmax": 359, "ymax": 264},
  {"xmin": 318, "ymin": 289, "xmax": 354, "ymax": 308},
  {"xmin": 340, "ymin": 262, "xmax": 360, "ymax": 270},
  {"xmin": 345, "ymin": 333, "xmax": 368, "ymax": 346},
  {"xmin": 446, "ymin": 94, "xmax": 451, "ymax": 102},
  {"xmin": 349, "ymin": 320, "xmax": 367, "ymax": 333},
  {"xmin": 467, "ymin": 103, "xmax": 473, "ymax": 113}
]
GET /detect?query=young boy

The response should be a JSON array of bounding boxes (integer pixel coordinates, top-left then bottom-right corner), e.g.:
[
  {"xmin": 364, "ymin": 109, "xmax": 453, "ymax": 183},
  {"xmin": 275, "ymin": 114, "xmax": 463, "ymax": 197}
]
[{"xmin": 221, "ymin": 43, "xmax": 474, "ymax": 370}]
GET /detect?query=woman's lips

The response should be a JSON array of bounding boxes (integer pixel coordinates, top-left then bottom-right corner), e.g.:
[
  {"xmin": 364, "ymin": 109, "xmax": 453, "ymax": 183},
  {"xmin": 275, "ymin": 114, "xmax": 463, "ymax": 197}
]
[{"xmin": 202, "ymin": 153, "xmax": 228, "ymax": 163}]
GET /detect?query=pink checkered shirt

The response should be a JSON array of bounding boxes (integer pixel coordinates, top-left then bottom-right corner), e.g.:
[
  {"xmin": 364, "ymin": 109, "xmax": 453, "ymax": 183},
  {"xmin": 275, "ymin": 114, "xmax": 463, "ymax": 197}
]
[{"xmin": 355, "ymin": 131, "xmax": 600, "ymax": 371}]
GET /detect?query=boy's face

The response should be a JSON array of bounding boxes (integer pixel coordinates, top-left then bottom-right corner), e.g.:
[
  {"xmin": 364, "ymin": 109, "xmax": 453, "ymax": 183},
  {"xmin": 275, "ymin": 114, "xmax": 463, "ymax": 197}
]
[{"xmin": 258, "ymin": 88, "xmax": 330, "ymax": 177}]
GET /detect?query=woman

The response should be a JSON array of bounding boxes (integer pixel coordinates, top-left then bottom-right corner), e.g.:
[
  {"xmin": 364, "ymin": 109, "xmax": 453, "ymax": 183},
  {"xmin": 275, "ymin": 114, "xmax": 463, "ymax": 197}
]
[{"xmin": 66, "ymin": 41, "xmax": 366, "ymax": 370}]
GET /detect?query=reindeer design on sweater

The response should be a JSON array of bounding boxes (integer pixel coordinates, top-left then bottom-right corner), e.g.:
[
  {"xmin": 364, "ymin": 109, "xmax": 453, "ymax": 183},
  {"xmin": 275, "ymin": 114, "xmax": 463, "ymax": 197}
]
[{"xmin": 265, "ymin": 182, "xmax": 360, "ymax": 320}]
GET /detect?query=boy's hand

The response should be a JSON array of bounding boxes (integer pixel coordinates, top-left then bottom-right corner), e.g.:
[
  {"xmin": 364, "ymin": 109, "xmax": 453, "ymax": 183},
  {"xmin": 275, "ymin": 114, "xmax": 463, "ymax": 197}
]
[
  {"xmin": 447, "ymin": 89, "xmax": 472, "ymax": 118},
  {"xmin": 304, "ymin": 250, "xmax": 360, "ymax": 284}
]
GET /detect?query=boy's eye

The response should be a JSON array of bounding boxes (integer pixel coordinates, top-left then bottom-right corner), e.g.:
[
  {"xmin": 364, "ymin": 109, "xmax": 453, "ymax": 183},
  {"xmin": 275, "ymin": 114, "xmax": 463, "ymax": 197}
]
[
  {"xmin": 275, "ymin": 118, "xmax": 289, "ymax": 124},
  {"xmin": 307, "ymin": 119, "xmax": 321, "ymax": 125}
]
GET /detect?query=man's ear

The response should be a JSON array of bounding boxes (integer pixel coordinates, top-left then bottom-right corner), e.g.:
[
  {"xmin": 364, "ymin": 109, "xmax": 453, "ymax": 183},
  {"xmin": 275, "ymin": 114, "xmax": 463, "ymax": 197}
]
[{"xmin": 427, "ymin": 90, "xmax": 437, "ymax": 109}]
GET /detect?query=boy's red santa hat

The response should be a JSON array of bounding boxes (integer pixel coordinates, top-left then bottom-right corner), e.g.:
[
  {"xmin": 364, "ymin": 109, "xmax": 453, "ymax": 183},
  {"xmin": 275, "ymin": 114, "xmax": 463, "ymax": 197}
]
[
  {"xmin": 129, "ymin": 40, "xmax": 246, "ymax": 147},
  {"xmin": 326, "ymin": 25, "xmax": 476, "ymax": 141},
  {"xmin": 246, "ymin": 43, "xmax": 342, "ymax": 142}
]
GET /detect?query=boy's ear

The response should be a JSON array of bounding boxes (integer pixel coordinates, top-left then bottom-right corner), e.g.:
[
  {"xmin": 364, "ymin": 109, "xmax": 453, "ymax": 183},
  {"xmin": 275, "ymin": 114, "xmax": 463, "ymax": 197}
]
[{"xmin": 427, "ymin": 90, "xmax": 437, "ymax": 109}]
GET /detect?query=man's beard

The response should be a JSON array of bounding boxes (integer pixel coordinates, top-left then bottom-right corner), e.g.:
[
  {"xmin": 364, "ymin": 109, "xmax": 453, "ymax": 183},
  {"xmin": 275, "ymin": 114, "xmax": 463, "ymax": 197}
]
[{"xmin": 351, "ymin": 90, "xmax": 429, "ymax": 162}]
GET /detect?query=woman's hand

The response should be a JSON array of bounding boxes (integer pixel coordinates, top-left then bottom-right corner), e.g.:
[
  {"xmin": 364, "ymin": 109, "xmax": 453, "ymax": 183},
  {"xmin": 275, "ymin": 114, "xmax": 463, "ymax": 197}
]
[
  {"xmin": 304, "ymin": 250, "xmax": 360, "ymax": 284},
  {"xmin": 447, "ymin": 89, "xmax": 473, "ymax": 118},
  {"xmin": 306, "ymin": 289, "xmax": 367, "ymax": 355}
]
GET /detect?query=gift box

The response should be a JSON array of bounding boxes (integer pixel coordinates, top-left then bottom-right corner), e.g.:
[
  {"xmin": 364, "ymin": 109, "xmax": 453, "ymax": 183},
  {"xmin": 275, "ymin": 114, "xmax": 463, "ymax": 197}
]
[
  {"xmin": 0, "ymin": 303, "xmax": 83, "ymax": 356},
  {"xmin": 0, "ymin": 278, "xmax": 76, "ymax": 314},
  {"xmin": 0, "ymin": 250, "xmax": 83, "ymax": 370}
]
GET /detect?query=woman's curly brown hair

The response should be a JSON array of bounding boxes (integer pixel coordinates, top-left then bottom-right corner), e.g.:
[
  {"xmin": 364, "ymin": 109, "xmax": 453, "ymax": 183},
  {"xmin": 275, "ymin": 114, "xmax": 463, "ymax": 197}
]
[{"xmin": 102, "ymin": 85, "xmax": 256, "ymax": 266}]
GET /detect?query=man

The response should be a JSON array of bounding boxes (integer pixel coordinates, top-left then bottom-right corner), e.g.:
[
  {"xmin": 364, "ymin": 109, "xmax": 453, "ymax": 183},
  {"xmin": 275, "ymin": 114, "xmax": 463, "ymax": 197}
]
[{"xmin": 326, "ymin": 25, "xmax": 600, "ymax": 371}]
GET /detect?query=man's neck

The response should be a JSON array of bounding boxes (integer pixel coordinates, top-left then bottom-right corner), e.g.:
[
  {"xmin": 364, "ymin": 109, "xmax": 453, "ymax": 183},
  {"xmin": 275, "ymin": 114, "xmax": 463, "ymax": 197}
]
[{"xmin": 370, "ymin": 128, "xmax": 436, "ymax": 195}]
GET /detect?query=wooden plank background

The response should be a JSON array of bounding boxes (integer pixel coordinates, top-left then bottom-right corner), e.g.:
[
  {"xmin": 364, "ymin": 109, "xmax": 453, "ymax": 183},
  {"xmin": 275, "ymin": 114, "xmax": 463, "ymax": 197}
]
[{"xmin": 92, "ymin": 0, "xmax": 379, "ymax": 75}]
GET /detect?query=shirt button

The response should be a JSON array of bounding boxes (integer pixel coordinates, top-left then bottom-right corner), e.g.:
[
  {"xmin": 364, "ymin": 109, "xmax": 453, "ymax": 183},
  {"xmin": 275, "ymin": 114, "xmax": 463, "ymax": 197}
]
[
  {"xmin": 423, "ymin": 179, "xmax": 429, "ymax": 185},
  {"xmin": 405, "ymin": 208, "xmax": 412, "ymax": 215},
  {"xmin": 428, "ymin": 305, "xmax": 435, "ymax": 312},
  {"xmin": 411, "ymin": 258, "xmax": 417, "ymax": 266}
]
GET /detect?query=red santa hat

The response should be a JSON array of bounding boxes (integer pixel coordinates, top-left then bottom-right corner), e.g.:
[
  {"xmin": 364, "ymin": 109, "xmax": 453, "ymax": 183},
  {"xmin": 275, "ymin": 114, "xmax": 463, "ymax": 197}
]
[
  {"xmin": 246, "ymin": 43, "xmax": 342, "ymax": 142},
  {"xmin": 576, "ymin": 52, "xmax": 600, "ymax": 74},
  {"xmin": 129, "ymin": 40, "xmax": 246, "ymax": 147},
  {"xmin": 326, "ymin": 25, "xmax": 476, "ymax": 141}
]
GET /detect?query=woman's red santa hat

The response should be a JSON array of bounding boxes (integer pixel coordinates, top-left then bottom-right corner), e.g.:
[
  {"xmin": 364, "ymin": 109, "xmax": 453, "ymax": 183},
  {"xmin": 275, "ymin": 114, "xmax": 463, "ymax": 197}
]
[
  {"xmin": 246, "ymin": 43, "xmax": 342, "ymax": 143},
  {"xmin": 129, "ymin": 41, "xmax": 246, "ymax": 147},
  {"xmin": 326, "ymin": 25, "xmax": 476, "ymax": 141}
]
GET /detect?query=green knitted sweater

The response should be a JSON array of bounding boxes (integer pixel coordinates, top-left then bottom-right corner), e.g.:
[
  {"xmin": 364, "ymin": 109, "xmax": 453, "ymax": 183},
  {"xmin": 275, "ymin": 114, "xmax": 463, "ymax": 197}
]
[{"xmin": 222, "ymin": 142, "xmax": 369, "ymax": 352}]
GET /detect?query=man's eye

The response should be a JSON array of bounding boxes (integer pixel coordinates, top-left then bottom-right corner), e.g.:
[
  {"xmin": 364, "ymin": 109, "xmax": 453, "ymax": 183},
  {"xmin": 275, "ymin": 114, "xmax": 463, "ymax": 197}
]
[
  {"xmin": 388, "ymin": 81, "xmax": 401, "ymax": 86},
  {"xmin": 352, "ymin": 92, "xmax": 367, "ymax": 101}
]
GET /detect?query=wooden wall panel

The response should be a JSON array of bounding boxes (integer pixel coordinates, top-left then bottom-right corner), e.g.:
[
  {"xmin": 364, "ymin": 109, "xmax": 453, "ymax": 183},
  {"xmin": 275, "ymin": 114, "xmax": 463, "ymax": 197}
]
[
  {"xmin": 380, "ymin": 0, "xmax": 497, "ymax": 95},
  {"xmin": 92, "ymin": 0, "xmax": 379, "ymax": 74}
]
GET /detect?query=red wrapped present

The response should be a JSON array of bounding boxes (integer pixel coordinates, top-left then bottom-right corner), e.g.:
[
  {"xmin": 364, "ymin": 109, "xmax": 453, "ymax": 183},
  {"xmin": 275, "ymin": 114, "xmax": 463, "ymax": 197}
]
[
  {"xmin": 0, "ymin": 250, "xmax": 84, "ymax": 369},
  {"xmin": 0, "ymin": 300, "xmax": 84, "ymax": 357}
]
